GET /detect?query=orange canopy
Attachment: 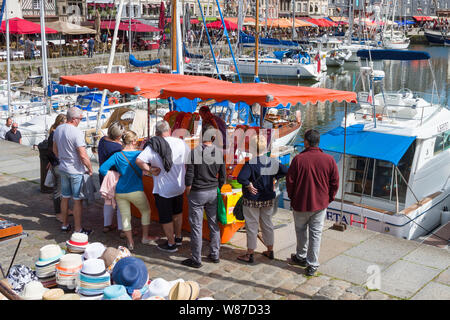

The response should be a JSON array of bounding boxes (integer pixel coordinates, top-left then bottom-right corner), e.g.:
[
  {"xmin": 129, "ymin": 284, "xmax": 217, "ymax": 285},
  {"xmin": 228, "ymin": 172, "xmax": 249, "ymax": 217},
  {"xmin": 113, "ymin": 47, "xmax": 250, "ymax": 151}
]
[{"xmin": 59, "ymin": 73, "xmax": 357, "ymax": 107}]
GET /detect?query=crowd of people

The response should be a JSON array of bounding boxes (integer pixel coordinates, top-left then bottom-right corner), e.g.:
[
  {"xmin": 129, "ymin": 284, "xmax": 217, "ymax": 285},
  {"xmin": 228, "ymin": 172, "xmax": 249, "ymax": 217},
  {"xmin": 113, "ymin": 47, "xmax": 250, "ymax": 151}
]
[{"xmin": 40, "ymin": 106, "xmax": 340, "ymax": 277}]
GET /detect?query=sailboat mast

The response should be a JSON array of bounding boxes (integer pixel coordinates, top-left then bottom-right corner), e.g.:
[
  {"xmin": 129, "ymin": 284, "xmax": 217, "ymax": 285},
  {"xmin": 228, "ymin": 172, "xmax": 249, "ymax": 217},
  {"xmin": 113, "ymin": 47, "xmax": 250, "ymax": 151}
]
[
  {"xmin": 171, "ymin": 0, "xmax": 177, "ymax": 72},
  {"xmin": 5, "ymin": 0, "xmax": 11, "ymax": 117},
  {"xmin": 39, "ymin": 0, "xmax": 50, "ymax": 115},
  {"xmin": 291, "ymin": 0, "xmax": 295, "ymax": 40},
  {"xmin": 348, "ymin": 0, "xmax": 354, "ymax": 44},
  {"xmin": 254, "ymin": 0, "xmax": 259, "ymax": 78}
]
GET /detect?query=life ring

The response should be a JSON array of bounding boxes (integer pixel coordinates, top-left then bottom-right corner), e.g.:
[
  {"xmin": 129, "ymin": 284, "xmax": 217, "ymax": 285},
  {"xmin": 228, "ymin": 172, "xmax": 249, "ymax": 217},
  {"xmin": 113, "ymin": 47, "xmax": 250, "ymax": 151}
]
[
  {"xmin": 108, "ymin": 97, "xmax": 118, "ymax": 105},
  {"xmin": 299, "ymin": 57, "xmax": 307, "ymax": 64}
]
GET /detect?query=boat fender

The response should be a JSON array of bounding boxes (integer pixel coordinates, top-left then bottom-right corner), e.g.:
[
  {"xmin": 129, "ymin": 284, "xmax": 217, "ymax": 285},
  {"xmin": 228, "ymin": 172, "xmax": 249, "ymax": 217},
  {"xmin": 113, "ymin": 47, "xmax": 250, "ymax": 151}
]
[{"xmin": 108, "ymin": 97, "xmax": 118, "ymax": 105}]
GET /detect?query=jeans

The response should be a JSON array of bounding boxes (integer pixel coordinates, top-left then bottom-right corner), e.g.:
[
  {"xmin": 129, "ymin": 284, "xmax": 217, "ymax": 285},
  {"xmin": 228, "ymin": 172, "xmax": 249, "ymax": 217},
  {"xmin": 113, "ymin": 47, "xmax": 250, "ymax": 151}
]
[
  {"xmin": 60, "ymin": 171, "xmax": 84, "ymax": 201},
  {"xmin": 293, "ymin": 208, "xmax": 327, "ymax": 268},
  {"xmin": 188, "ymin": 189, "xmax": 220, "ymax": 264}
]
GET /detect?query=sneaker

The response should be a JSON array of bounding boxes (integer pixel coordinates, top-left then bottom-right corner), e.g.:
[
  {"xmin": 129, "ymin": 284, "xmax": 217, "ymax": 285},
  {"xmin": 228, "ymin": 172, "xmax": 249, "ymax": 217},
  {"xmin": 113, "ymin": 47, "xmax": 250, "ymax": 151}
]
[
  {"xmin": 289, "ymin": 254, "xmax": 307, "ymax": 267},
  {"xmin": 181, "ymin": 258, "xmax": 202, "ymax": 269},
  {"xmin": 76, "ymin": 228, "xmax": 93, "ymax": 236},
  {"xmin": 305, "ymin": 265, "xmax": 318, "ymax": 277},
  {"xmin": 157, "ymin": 241, "xmax": 178, "ymax": 253},
  {"xmin": 61, "ymin": 224, "xmax": 71, "ymax": 232},
  {"xmin": 206, "ymin": 254, "xmax": 220, "ymax": 264},
  {"xmin": 175, "ymin": 236, "xmax": 183, "ymax": 246}
]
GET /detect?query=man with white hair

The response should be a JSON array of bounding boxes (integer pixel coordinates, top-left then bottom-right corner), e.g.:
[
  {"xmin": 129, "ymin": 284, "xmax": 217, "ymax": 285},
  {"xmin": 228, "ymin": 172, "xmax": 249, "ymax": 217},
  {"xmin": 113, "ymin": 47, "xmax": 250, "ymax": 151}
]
[
  {"xmin": 53, "ymin": 107, "xmax": 93, "ymax": 235},
  {"xmin": 136, "ymin": 120, "xmax": 190, "ymax": 253},
  {"xmin": 0, "ymin": 117, "xmax": 13, "ymax": 139}
]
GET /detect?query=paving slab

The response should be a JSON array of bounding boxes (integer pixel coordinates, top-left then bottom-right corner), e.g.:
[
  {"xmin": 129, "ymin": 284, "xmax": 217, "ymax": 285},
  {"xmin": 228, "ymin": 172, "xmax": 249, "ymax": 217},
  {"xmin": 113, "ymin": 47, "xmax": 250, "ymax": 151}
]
[
  {"xmin": 323, "ymin": 224, "xmax": 378, "ymax": 245},
  {"xmin": 380, "ymin": 260, "xmax": 442, "ymax": 299},
  {"xmin": 402, "ymin": 245, "xmax": 450, "ymax": 270},
  {"xmin": 411, "ymin": 281, "xmax": 450, "ymax": 300},
  {"xmin": 319, "ymin": 254, "xmax": 379, "ymax": 285},
  {"xmin": 318, "ymin": 236, "xmax": 355, "ymax": 265},
  {"xmin": 435, "ymin": 268, "xmax": 450, "ymax": 286},
  {"xmin": 343, "ymin": 233, "xmax": 420, "ymax": 268}
]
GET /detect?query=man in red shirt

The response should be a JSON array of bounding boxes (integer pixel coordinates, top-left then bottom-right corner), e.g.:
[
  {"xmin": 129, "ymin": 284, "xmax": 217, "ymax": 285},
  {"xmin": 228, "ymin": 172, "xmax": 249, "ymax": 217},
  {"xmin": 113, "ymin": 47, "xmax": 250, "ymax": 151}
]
[{"xmin": 286, "ymin": 129, "xmax": 339, "ymax": 276}]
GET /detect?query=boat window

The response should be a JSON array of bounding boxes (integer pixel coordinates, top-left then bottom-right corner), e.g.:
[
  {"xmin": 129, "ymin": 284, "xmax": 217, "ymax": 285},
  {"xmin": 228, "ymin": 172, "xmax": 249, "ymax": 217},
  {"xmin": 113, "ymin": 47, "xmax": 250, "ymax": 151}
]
[
  {"xmin": 372, "ymin": 160, "xmax": 394, "ymax": 200},
  {"xmin": 433, "ymin": 130, "xmax": 450, "ymax": 155}
]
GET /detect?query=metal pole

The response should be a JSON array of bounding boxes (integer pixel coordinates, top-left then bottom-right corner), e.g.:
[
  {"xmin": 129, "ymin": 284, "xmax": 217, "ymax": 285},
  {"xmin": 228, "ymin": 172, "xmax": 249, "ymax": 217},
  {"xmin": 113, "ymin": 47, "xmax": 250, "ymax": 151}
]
[
  {"xmin": 5, "ymin": 0, "xmax": 11, "ymax": 117},
  {"xmin": 340, "ymin": 102, "xmax": 348, "ymax": 218},
  {"xmin": 129, "ymin": 0, "xmax": 132, "ymax": 56},
  {"xmin": 171, "ymin": 0, "xmax": 177, "ymax": 72},
  {"xmin": 291, "ymin": 0, "xmax": 296, "ymax": 41},
  {"xmin": 255, "ymin": 0, "xmax": 259, "ymax": 79},
  {"xmin": 96, "ymin": 0, "xmax": 125, "ymax": 135},
  {"xmin": 40, "ymin": 0, "xmax": 50, "ymax": 115},
  {"xmin": 395, "ymin": 166, "xmax": 399, "ymax": 213}
]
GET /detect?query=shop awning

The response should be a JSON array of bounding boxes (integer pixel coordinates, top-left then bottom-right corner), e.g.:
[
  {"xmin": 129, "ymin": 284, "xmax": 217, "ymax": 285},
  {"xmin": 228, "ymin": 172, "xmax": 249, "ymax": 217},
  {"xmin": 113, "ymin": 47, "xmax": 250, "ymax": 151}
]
[
  {"xmin": 413, "ymin": 16, "xmax": 434, "ymax": 21},
  {"xmin": 318, "ymin": 124, "xmax": 416, "ymax": 165},
  {"xmin": 206, "ymin": 19, "xmax": 238, "ymax": 30},
  {"xmin": 59, "ymin": 73, "xmax": 357, "ymax": 107},
  {"xmin": 99, "ymin": 20, "xmax": 160, "ymax": 32},
  {"xmin": 46, "ymin": 20, "xmax": 97, "ymax": 35},
  {"xmin": 1, "ymin": 17, "xmax": 58, "ymax": 34}
]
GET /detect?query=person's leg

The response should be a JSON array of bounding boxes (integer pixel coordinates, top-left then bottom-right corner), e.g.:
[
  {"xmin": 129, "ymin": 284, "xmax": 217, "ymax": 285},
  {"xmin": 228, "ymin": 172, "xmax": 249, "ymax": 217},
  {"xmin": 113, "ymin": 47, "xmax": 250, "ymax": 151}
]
[
  {"xmin": 127, "ymin": 191, "xmax": 157, "ymax": 242},
  {"xmin": 203, "ymin": 189, "xmax": 220, "ymax": 260},
  {"xmin": 259, "ymin": 205, "xmax": 275, "ymax": 253},
  {"xmin": 154, "ymin": 194, "xmax": 175, "ymax": 245},
  {"xmin": 71, "ymin": 173, "xmax": 85, "ymax": 232},
  {"xmin": 116, "ymin": 206, "xmax": 123, "ymax": 231},
  {"xmin": 103, "ymin": 203, "xmax": 114, "ymax": 229},
  {"xmin": 59, "ymin": 171, "xmax": 72, "ymax": 229},
  {"xmin": 293, "ymin": 211, "xmax": 311, "ymax": 260},
  {"xmin": 237, "ymin": 205, "xmax": 259, "ymax": 262},
  {"xmin": 116, "ymin": 193, "xmax": 134, "ymax": 249},
  {"xmin": 187, "ymin": 191, "xmax": 206, "ymax": 264},
  {"xmin": 52, "ymin": 166, "xmax": 61, "ymax": 214},
  {"xmin": 172, "ymin": 194, "xmax": 184, "ymax": 239},
  {"xmin": 306, "ymin": 209, "xmax": 327, "ymax": 268}
]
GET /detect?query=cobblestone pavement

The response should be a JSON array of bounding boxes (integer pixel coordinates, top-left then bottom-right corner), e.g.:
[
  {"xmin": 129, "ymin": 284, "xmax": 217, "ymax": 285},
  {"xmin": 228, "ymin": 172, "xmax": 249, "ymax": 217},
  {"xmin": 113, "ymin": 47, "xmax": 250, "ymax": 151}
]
[{"xmin": 1, "ymin": 141, "xmax": 449, "ymax": 300}]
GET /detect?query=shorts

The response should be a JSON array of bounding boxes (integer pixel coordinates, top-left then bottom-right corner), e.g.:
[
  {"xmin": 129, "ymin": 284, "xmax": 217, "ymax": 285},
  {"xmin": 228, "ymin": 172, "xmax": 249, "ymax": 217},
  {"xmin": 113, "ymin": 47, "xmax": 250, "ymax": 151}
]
[
  {"xmin": 153, "ymin": 193, "xmax": 183, "ymax": 224},
  {"xmin": 60, "ymin": 171, "xmax": 84, "ymax": 201}
]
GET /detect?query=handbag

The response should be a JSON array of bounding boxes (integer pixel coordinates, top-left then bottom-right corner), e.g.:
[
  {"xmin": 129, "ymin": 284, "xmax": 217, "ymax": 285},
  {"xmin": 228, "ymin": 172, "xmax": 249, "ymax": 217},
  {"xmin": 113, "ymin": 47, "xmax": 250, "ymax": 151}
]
[
  {"xmin": 233, "ymin": 196, "xmax": 244, "ymax": 221},
  {"xmin": 44, "ymin": 169, "xmax": 55, "ymax": 188},
  {"xmin": 217, "ymin": 187, "xmax": 228, "ymax": 225}
]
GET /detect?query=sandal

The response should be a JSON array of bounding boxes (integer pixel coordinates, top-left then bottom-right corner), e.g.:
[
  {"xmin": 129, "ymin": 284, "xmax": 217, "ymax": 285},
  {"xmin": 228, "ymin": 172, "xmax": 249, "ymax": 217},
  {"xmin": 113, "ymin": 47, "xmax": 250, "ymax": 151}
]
[
  {"xmin": 127, "ymin": 241, "xmax": 134, "ymax": 252},
  {"xmin": 262, "ymin": 250, "xmax": 274, "ymax": 260},
  {"xmin": 237, "ymin": 253, "xmax": 254, "ymax": 263},
  {"xmin": 119, "ymin": 231, "xmax": 126, "ymax": 239}
]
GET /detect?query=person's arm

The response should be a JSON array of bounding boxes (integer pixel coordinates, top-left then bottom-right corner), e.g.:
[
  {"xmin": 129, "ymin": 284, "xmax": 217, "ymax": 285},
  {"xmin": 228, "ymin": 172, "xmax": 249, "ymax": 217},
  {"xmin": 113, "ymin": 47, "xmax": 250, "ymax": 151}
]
[
  {"xmin": 328, "ymin": 159, "xmax": 340, "ymax": 203},
  {"xmin": 237, "ymin": 164, "xmax": 257, "ymax": 195},
  {"xmin": 99, "ymin": 153, "xmax": 116, "ymax": 177},
  {"xmin": 77, "ymin": 146, "xmax": 93, "ymax": 175},
  {"xmin": 184, "ymin": 150, "xmax": 194, "ymax": 195},
  {"xmin": 53, "ymin": 140, "xmax": 58, "ymax": 158},
  {"xmin": 136, "ymin": 148, "xmax": 160, "ymax": 176},
  {"xmin": 218, "ymin": 162, "xmax": 226, "ymax": 190},
  {"xmin": 286, "ymin": 158, "xmax": 298, "ymax": 200}
]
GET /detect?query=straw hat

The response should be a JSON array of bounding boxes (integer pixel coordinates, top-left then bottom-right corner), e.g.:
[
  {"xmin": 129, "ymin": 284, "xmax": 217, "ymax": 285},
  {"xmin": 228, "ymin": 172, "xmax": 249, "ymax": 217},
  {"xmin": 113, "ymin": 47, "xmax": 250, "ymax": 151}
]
[
  {"xmin": 35, "ymin": 244, "xmax": 64, "ymax": 267},
  {"xmin": 102, "ymin": 285, "xmax": 132, "ymax": 300},
  {"xmin": 19, "ymin": 281, "xmax": 49, "ymax": 300},
  {"xmin": 57, "ymin": 293, "xmax": 81, "ymax": 300},
  {"xmin": 81, "ymin": 259, "xmax": 107, "ymax": 276},
  {"xmin": 66, "ymin": 233, "xmax": 89, "ymax": 253},
  {"xmin": 111, "ymin": 257, "xmax": 148, "ymax": 295},
  {"xmin": 82, "ymin": 242, "xmax": 106, "ymax": 261},
  {"xmin": 101, "ymin": 246, "xmax": 131, "ymax": 273},
  {"xmin": 58, "ymin": 253, "xmax": 82, "ymax": 270},
  {"xmin": 147, "ymin": 278, "xmax": 173, "ymax": 299},
  {"xmin": 42, "ymin": 288, "xmax": 64, "ymax": 300},
  {"xmin": 168, "ymin": 281, "xmax": 200, "ymax": 300}
]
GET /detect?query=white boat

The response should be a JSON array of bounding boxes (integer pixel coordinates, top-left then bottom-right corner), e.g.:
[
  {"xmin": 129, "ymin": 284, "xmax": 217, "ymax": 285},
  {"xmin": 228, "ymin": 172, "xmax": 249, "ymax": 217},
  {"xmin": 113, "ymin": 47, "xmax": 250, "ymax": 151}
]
[
  {"xmin": 322, "ymin": 51, "xmax": 450, "ymax": 240},
  {"xmin": 224, "ymin": 55, "xmax": 324, "ymax": 81},
  {"xmin": 309, "ymin": 38, "xmax": 352, "ymax": 67},
  {"xmin": 381, "ymin": 31, "xmax": 410, "ymax": 50}
]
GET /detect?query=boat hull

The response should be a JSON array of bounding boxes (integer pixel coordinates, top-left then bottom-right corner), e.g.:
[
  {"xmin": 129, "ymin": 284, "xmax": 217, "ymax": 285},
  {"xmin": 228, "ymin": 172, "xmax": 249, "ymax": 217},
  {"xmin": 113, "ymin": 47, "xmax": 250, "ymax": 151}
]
[
  {"xmin": 424, "ymin": 31, "xmax": 450, "ymax": 45},
  {"xmin": 235, "ymin": 62, "xmax": 321, "ymax": 80}
]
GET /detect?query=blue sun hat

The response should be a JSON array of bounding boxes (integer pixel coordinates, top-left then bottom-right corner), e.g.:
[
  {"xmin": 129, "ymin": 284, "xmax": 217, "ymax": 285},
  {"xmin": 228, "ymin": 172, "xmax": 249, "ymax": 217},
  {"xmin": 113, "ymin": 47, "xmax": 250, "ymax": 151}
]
[
  {"xmin": 111, "ymin": 257, "xmax": 148, "ymax": 295},
  {"xmin": 102, "ymin": 285, "xmax": 132, "ymax": 300}
]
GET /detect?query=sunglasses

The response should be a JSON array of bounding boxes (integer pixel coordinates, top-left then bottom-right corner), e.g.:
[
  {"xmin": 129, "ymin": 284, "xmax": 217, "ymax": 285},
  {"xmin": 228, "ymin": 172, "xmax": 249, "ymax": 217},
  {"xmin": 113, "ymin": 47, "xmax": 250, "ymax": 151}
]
[{"xmin": 12, "ymin": 126, "xmax": 18, "ymax": 129}]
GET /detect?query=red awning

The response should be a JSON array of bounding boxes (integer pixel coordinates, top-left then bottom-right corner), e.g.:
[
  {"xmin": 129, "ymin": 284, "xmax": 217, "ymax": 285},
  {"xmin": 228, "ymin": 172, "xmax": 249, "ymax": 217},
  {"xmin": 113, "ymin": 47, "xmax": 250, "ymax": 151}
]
[
  {"xmin": 99, "ymin": 21, "xmax": 160, "ymax": 32},
  {"xmin": 60, "ymin": 73, "xmax": 357, "ymax": 107},
  {"xmin": 166, "ymin": 18, "xmax": 201, "ymax": 24},
  {"xmin": 1, "ymin": 17, "xmax": 58, "ymax": 34},
  {"xmin": 206, "ymin": 19, "xmax": 238, "ymax": 30},
  {"xmin": 306, "ymin": 18, "xmax": 335, "ymax": 27},
  {"xmin": 413, "ymin": 16, "xmax": 434, "ymax": 21}
]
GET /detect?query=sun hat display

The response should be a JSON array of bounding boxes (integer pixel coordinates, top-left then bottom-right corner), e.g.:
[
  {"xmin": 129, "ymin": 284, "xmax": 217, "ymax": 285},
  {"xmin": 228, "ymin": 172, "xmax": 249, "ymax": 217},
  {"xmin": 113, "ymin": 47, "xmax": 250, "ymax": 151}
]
[
  {"xmin": 168, "ymin": 281, "xmax": 200, "ymax": 300},
  {"xmin": 19, "ymin": 281, "xmax": 49, "ymax": 300},
  {"xmin": 57, "ymin": 293, "xmax": 81, "ymax": 300},
  {"xmin": 6, "ymin": 265, "xmax": 39, "ymax": 294},
  {"xmin": 77, "ymin": 258, "xmax": 110, "ymax": 299},
  {"xmin": 38, "ymin": 275, "xmax": 57, "ymax": 289},
  {"xmin": 66, "ymin": 232, "xmax": 89, "ymax": 253},
  {"xmin": 35, "ymin": 244, "xmax": 65, "ymax": 280},
  {"xmin": 55, "ymin": 254, "xmax": 83, "ymax": 289},
  {"xmin": 100, "ymin": 246, "xmax": 132, "ymax": 273},
  {"xmin": 111, "ymin": 257, "xmax": 148, "ymax": 295},
  {"xmin": 42, "ymin": 288, "xmax": 65, "ymax": 300},
  {"xmin": 146, "ymin": 278, "xmax": 184, "ymax": 300},
  {"xmin": 102, "ymin": 285, "xmax": 132, "ymax": 300},
  {"xmin": 82, "ymin": 242, "xmax": 106, "ymax": 261}
]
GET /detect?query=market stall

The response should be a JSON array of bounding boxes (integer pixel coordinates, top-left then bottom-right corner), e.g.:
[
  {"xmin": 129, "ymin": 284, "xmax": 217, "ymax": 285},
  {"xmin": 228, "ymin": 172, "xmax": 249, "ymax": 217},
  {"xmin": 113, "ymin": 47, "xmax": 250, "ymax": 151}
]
[{"xmin": 60, "ymin": 72, "xmax": 357, "ymax": 243}]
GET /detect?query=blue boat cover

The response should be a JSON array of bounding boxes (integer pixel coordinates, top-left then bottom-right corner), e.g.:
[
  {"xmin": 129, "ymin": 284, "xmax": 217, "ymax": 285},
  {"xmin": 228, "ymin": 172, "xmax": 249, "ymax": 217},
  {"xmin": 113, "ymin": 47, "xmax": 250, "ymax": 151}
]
[
  {"xmin": 183, "ymin": 43, "xmax": 204, "ymax": 59},
  {"xmin": 48, "ymin": 81, "xmax": 96, "ymax": 97},
  {"xmin": 317, "ymin": 124, "xmax": 416, "ymax": 165},
  {"xmin": 357, "ymin": 49, "xmax": 431, "ymax": 61},
  {"xmin": 239, "ymin": 31, "xmax": 298, "ymax": 47},
  {"xmin": 129, "ymin": 54, "xmax": 161, "ymax": 68}
]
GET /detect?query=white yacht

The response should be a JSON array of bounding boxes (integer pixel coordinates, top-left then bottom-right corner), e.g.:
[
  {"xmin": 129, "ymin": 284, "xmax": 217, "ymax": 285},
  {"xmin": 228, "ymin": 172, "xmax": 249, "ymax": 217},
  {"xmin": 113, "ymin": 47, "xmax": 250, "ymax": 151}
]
[
  {"xmin": 380, "ymin": 31, "xmax": 410, "ymax": 50},
  {"xmin": 308, "ymin": 38, "xmax": 352, "ymax": 67},
  {"xmin": 321, "ymin": 51, "xmax": 450, "ymax": 240}
]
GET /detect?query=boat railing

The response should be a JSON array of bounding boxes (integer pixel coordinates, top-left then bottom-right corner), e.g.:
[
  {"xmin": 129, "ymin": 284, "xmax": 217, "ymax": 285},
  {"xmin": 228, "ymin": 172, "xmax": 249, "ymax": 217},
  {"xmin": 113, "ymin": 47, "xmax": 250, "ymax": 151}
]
[{"xmin": 355, "ymin": 91, "xmax": 446, "ymax": 123}]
